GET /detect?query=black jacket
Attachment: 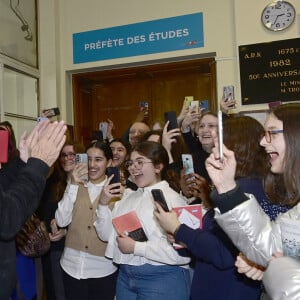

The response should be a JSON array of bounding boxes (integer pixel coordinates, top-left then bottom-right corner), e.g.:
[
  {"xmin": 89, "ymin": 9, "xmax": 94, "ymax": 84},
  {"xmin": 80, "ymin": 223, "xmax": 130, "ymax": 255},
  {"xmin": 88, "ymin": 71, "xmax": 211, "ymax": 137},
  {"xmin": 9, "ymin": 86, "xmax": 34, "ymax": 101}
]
[{"xmin": 0, "ymin": 158, "xmax": 49, "ymax": 300}]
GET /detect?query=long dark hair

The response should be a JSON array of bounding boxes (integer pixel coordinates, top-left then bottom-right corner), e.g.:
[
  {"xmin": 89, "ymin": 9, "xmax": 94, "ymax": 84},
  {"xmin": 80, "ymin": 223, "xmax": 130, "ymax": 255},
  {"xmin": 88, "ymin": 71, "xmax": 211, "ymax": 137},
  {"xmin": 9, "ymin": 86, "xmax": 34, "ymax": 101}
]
[
  {"xmin": 223, "ymin": 115, "xmax": 268, "ymax": 179},
  {"xmin": 51, "ymin": 141, "xmax": 85, "ymax": 202},
  {"xmin": 264, "ymin": 103, "xmax": 300, "ymax": 206},
  {"xmin": 86, "ymin": 140, "xmax": 113, "ymax": 160}
]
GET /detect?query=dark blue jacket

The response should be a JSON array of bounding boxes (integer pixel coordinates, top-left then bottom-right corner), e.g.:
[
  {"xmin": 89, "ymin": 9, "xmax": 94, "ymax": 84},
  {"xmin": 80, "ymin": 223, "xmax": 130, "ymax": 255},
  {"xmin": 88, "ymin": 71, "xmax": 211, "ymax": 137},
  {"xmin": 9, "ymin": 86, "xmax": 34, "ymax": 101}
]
[{"xmin": 176, "ymin": 209, "xmax": 261, "ymax": 300}]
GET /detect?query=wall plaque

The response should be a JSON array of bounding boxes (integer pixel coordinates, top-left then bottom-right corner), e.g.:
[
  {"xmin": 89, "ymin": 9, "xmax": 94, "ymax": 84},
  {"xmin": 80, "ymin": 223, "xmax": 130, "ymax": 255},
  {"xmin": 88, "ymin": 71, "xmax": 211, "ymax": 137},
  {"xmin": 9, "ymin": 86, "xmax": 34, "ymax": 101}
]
[{"xmin": 239, "ymin": 38, "xmax": 300, "ymax": 105}]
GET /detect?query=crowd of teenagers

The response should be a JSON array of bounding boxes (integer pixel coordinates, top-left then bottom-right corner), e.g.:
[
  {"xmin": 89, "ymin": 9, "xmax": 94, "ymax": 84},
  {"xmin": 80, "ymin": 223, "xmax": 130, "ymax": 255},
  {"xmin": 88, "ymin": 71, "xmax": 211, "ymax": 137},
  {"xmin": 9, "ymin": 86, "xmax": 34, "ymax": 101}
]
[{"xmin": 1, "ymin": 97, "xmax": 300, "ymax": 300}]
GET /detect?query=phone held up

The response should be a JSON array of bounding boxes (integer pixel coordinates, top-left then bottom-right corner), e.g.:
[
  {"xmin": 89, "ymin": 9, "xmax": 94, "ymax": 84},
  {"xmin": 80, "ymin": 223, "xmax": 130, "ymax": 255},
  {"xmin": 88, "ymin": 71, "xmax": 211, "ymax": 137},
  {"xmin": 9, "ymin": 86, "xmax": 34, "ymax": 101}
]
[
  {"xmin": 151, "ymin": 189, "xmax": 169, "ymax": 212},
  {"xmin": 75, "ymin": 153, "xmax": 88, "ymax": 182},
  {"xmin": 42, "ymin": 107, "xmax": 60, "ymax": 117},
  {"xmin": 217, "ymin": 111, "xmax": 224, "ymax": 163},
  {"xmin": 223, "ymin": 86, "xmax": 235, "ymax": 102},
  {"xmin": 164, "ymin": 111, "xmax": 178, "ymax": 131},
  {"xmin": 182, "ymin": 154, "xmax": 194, "ymax": 175},
  {"xmin": 106, "ymin": 166, "xmax": 121, "ymax": 184}
]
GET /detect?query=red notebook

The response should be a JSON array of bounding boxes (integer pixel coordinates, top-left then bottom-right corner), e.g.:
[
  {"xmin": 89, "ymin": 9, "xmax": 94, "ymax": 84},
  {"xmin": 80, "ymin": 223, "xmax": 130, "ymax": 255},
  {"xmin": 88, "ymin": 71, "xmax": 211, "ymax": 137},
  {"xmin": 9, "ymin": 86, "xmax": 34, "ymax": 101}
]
[
  {"xmin": 172, "ymin": 204, "xmax": 203, "ymax": 229},
  {"xmin": 112, "ymin": 211, "xmax": 148, "ymax": 242},
  {"xmin": 0, "ymin": 130, "xmax": 9, "ymax": 163},
  {"xmin": 172, "ymin": 204, "xmax": 202, "ymax": 249}
]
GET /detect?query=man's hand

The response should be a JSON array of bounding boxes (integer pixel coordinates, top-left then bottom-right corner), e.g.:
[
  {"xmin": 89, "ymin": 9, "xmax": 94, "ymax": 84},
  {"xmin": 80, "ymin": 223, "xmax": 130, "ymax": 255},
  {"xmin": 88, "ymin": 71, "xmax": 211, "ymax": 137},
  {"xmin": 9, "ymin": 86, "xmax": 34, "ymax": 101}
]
[{"xmin": 31, "ymin": 121, "xmax": 67, "ymax": 166}]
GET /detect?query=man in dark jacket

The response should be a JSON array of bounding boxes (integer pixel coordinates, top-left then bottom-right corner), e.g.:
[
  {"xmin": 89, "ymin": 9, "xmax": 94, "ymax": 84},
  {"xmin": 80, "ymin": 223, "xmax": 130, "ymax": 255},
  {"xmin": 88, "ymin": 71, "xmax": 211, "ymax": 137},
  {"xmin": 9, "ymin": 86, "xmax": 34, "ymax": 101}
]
[{"xmin": 0, "ymin": 120, "xmax": 66, "ymax": 300}]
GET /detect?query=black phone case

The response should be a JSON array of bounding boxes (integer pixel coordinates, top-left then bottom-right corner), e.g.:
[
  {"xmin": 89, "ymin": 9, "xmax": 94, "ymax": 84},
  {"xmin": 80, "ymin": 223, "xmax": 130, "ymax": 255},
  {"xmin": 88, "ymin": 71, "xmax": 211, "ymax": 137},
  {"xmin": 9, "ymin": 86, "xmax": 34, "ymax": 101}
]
[
  {"xmin": 106, "ymin": 167, "xmax": 120, "ymax": 184},
  {"xmin": 164, "ymin": 111, "xmax": 178, "ymax": 131},
  {"xmin": 151, "ymin": 189, "xmax": 169, "ymax": 212}
]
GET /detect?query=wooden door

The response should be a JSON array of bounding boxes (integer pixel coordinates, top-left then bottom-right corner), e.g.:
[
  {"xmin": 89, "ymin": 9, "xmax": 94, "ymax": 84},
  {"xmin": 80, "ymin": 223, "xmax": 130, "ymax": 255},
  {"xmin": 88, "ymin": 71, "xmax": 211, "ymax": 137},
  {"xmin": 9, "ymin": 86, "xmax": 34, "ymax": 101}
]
[{"xmin": 72, "ymin": 57, "xmax": 216, "ymax": 146}]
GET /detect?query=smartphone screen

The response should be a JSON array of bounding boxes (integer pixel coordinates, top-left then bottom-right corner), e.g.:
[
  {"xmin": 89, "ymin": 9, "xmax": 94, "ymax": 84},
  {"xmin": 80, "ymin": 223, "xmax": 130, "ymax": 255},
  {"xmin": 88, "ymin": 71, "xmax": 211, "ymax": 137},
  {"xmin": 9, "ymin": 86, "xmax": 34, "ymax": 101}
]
[
  {"xmin": 106, "ymin": 166, "xmax": 120, "ymax": 184},
  {"xmin": 151, "ymin": 189, "xmax": 169, "ymax": 212},
  {"xmin": 200, "ymin": 100, "xmax": 209, "ymax": 112},
  {"xmin": 99, "ymin": 122, "xmax": 108, "ymax": 140},
  {"xmin": 189, "ymin": 100, "xmax": 200, "ymax": 113},
  {"xmin": 42, "ymin": 107, "xmax": 60, "ymax": 117},
  {"xmin": 218, "ymin": 111, "xmax": 224, "ymax": 163},
  {"xmin": 223, "ymin": 86, "xmax": 234, "ymax": 102},
  {"xmin": 164, "ymin": 111, "xmax": 178, "ymax": 131},
  {"xmin": 182, "ymin": 154, "xmax": 194, "ymax": 175}
]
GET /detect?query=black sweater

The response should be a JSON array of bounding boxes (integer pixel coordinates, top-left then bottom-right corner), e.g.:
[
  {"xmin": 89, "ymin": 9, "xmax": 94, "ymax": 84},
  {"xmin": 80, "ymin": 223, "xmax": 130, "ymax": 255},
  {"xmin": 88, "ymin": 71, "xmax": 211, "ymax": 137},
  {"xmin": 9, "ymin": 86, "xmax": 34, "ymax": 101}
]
[{"xmin": 0, "ymin": 158, "xmax": 49, "ymax": 300}]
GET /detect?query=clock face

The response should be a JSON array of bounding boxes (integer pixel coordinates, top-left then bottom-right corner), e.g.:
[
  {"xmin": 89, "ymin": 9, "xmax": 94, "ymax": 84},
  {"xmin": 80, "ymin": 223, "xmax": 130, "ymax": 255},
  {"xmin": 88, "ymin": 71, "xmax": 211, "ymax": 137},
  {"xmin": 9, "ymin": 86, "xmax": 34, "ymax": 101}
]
[{"xmin": 261, "ymin": 1, "xmax": 296, "ymax": 31}]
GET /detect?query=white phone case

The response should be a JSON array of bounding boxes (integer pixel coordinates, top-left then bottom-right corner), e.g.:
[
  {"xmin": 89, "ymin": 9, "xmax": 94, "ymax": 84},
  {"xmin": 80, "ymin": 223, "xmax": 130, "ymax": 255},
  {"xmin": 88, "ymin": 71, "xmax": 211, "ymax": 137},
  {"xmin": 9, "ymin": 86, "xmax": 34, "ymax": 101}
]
[{"xmin": 182, "ymin": 154, "xmax": 194, "ymax": 175}]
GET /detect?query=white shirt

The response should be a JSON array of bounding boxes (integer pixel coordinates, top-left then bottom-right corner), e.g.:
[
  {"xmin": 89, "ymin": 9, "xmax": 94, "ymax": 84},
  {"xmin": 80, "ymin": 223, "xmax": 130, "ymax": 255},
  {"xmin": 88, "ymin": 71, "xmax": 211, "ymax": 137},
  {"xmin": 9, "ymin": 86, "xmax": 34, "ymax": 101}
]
[
  {"xmin": 55, "ymin": 178, "xmax": 117, "ymax": 279},
  {"xmin": 95, "ymin": 180, "xmax": 191, "ymax": 267}
]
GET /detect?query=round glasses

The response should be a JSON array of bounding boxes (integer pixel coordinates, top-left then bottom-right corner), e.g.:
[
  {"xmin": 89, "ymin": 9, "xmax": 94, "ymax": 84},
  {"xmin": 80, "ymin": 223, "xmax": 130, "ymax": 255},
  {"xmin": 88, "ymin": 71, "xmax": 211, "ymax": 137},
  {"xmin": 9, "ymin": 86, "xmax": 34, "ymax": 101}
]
[
  {"xmin": 125, "ymin": 159, "xmax": 153, "ymax": 170},
  {"xmin": 60, "ymin": 152, "xmax": 76, "ymax": 159},
  {"xmin": 262, "ymin": 130, "xmax": 284, "ymax": 143}
]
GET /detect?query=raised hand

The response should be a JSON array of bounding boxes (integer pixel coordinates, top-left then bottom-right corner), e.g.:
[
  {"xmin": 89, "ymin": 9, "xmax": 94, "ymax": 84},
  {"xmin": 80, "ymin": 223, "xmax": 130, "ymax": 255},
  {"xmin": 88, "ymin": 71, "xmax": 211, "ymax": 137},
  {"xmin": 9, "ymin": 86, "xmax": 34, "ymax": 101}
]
[
  {"xmin": 31, "ymin": 121, "xmax": 67, "ymax": 166},
  {"xmin": 205, "ymin": 132, "xmax": 236, "ymax": 194}
]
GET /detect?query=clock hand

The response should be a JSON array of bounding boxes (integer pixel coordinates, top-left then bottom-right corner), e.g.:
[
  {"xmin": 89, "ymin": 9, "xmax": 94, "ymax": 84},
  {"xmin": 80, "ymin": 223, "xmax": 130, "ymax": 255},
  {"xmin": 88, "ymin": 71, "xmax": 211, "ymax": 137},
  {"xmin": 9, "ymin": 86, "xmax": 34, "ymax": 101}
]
[{"xmin": 272, "ymin": 13, "xmax": 284, "ymax": 25}]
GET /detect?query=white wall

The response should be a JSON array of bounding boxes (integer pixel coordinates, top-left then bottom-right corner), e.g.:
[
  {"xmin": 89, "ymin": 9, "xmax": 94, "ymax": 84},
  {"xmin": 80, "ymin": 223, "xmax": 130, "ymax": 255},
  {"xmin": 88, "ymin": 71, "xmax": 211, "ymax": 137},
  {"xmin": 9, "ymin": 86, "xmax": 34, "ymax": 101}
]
[{"xmin": 38, "ymin": 0, "xmax": 300, "ymax": 124}]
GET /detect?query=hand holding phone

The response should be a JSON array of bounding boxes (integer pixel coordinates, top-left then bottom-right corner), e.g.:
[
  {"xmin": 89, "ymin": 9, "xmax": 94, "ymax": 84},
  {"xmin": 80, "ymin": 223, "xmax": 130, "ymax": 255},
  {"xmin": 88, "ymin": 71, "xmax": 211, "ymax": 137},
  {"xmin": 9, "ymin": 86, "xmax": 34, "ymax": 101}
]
[
  {"xmin": 217, "ymin": 111, "xmax": 224, "ymax": 163},
  {"xmin": 151, "ymin": 189, "xmax": 169, "ymax": 212}
]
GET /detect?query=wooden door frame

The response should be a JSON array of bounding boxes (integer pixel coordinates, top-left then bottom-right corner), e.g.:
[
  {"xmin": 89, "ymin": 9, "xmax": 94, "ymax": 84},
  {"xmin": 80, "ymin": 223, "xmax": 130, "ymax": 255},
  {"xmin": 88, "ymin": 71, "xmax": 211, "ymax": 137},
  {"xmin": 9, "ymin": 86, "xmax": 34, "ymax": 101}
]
[{"xmin": 71, "ymin": 53, "xmax": 217, "ymax": 143}]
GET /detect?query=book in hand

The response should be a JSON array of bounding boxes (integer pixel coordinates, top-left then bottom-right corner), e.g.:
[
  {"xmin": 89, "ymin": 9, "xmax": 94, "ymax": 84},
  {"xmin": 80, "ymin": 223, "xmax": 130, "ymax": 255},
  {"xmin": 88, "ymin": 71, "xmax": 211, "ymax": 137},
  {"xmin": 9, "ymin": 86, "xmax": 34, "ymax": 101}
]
[
  {"xmin": 112, "ymin": 211, "xmax": 148, "ymax": 242},
  {"xmin": 172, "ymin": 204, "xmax": 202, "ymax": 249}
]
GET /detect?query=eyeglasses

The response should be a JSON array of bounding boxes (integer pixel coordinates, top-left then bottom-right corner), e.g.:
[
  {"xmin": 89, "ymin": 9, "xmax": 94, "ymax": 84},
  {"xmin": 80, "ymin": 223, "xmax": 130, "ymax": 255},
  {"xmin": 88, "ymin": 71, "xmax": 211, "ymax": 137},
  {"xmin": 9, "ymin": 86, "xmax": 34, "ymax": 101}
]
[
  {"xmin": 60, "ymin": 152, "xmax": 76, "ymax": 159},
  {"xmin": 262, "ymin": 130, "xmax": 284, "ymax": 143},
  {"xmin": 125, "ymin": 159, "xmax": 153, "ymax": 170}
]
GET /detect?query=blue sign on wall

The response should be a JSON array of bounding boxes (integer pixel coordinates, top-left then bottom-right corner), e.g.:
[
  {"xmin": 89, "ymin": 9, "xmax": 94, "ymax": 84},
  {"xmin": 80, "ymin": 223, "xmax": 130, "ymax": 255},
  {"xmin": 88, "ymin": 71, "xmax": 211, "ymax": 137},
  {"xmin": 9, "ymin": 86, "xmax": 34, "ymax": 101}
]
[{"xmin": 73, "ymin": 13, "xmax": 204, "ymax": 64}]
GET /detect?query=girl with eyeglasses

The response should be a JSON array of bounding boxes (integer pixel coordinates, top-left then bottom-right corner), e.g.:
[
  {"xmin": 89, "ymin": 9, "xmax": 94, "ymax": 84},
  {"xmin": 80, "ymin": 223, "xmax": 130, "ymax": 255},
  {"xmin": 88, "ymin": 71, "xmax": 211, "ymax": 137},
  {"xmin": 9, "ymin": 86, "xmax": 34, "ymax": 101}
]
[
  {"xmin": 205, "ymin": 103, "xmax": 300, "ymax": 299},
  {"xmin": 95, "ymin": 141, "xmax": 190, "ymax": 300}
]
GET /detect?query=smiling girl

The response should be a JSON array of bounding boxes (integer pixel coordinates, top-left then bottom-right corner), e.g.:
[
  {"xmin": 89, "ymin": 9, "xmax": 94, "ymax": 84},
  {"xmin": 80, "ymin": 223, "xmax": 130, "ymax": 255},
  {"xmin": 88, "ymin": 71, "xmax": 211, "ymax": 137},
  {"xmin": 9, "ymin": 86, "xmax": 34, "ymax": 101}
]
[
  {"xmin": 95, "ymin": 141, "xmax": 190, "ymax": 300},
  {"xmin": 55, "ymin": 141, "xmax": 120, "ymax": 300},
  {"xmin": 205, "ymin": 103, "xmax": 300, "ymax": 299}
]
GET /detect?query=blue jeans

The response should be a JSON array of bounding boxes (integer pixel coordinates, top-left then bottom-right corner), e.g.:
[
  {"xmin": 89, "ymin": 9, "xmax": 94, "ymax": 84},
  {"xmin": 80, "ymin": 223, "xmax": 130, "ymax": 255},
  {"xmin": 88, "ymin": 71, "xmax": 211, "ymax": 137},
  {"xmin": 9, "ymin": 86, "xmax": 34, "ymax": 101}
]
[{"xmin": 116, "ymin": 264, "xmax": 190, "ymax": 300}]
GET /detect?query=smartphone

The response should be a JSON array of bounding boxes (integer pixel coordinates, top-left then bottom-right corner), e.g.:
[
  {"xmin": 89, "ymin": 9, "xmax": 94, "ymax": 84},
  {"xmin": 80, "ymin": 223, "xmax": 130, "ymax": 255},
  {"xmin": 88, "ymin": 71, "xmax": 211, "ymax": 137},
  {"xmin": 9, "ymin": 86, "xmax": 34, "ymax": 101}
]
[
  {"xmin": 189, "ymin": 100, "xmax": 200, "ymax": 113},
  {"xmin": 106, "ymin": 166, "xmax": 121, "ymax": 184},
  {"xmin": 151, "ymin": 189, "xmax": 169, "ymax": 212},
  {"xmin": 184, "ymin": 96, "xmax": 194, "ymax": 108},
  {"xmin": 218, "ymin": 111, "xmax": 224, "ymax": 163},
  {"xmin": 164, "ymin": 111, "xmax": 178, "ymax": 131},
  {"xmin": 200, "ymin": 100, "xmax": 209, "ymax": 112},
  {"xmin": 0, "ymin": 130, "xmax": 9, "ymax": 163},
  {"xmin": 139, "ymin": 101, "xmax": 149, "ymax": 116},
  {"xmin": 182, "ymin": 154, "xmax": 194, "ymax": 175},
  {"xmin": 75, "ymin": 153, "xmax": 88, "ymax": 182},
  {"xmin": 37, "ymin": 116, "xmax": 48, "ymax": 122},
  {"xmin": 99, "ymin": 122, "xmax": 108, "ymax": 140},
  {"xmin": 75, "ymin": 153, "xmax": 88, "ymax": 164},
  {"xmin": 42, "ymin": 107, "xmax": 60, "ymax": 117},
  {"xmin": 223, "ymin": 86, "xmax": 235, "ymax": 102}
]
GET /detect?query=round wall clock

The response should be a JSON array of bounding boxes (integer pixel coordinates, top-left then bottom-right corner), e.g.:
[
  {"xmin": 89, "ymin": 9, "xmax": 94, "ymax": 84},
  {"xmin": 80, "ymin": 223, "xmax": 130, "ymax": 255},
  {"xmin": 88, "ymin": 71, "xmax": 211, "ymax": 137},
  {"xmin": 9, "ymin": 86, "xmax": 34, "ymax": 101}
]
[{"xmin": 261, "ymin": 1, "xmax": 296, "ymax": 31}]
